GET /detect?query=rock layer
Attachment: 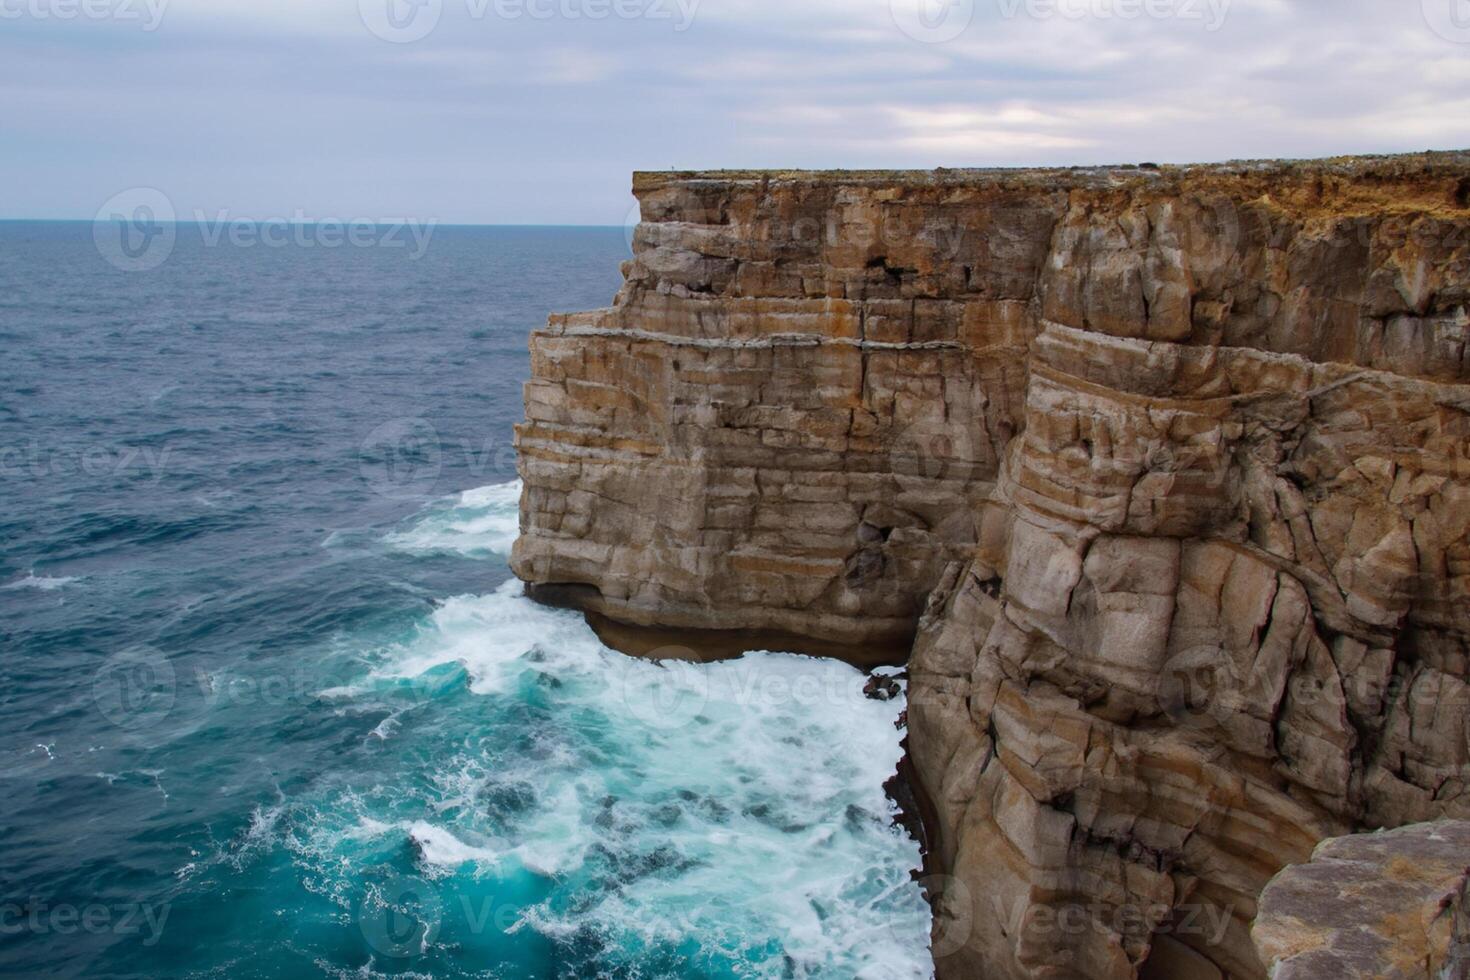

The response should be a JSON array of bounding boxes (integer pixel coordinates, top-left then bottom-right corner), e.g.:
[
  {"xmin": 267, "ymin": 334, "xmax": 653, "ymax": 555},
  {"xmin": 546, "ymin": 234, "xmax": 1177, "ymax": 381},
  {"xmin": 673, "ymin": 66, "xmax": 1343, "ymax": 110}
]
[
  {"xmin": 512, "ymin": 153, "xmax": 1470, "ymax": 978},
  {"xmin": 1253, "ymin": 821, "xmax": 1470, "ymax": 979}
]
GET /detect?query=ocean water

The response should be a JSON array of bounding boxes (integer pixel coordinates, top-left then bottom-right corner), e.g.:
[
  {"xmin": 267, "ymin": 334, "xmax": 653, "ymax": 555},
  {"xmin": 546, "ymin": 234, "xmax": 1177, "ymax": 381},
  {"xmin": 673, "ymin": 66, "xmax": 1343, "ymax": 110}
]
[{"xmin": 0, "ymin": 223, "xmax": 931, "ymax": 979}]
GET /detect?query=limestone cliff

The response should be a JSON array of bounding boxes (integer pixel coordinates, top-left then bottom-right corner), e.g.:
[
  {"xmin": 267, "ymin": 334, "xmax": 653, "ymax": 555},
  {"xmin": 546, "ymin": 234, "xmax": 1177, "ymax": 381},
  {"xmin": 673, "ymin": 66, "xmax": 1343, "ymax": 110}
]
[{"xmin": 512, "ymin": 152, "xmax": 1470, "ymax": 979}]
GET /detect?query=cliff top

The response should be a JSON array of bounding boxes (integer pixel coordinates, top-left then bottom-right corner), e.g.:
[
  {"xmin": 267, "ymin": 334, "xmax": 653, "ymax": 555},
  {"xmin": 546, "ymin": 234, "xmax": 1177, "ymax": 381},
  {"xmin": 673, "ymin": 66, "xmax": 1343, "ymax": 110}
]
[{"xmin": 632, "ymin": 149, "xmax": 1470, "ymax": 193}]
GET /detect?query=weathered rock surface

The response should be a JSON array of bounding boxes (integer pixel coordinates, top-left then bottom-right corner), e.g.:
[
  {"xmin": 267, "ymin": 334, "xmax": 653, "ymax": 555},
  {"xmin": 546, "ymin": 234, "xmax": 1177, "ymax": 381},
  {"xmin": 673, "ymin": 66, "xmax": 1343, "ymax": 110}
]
[
  {"xmin": 1253, "ymin": 820, "xmax": 1470, "ymax": 979},
  {"xmin": 512, "ymin": 153, "xmax": 1470, "ymax": 978}
]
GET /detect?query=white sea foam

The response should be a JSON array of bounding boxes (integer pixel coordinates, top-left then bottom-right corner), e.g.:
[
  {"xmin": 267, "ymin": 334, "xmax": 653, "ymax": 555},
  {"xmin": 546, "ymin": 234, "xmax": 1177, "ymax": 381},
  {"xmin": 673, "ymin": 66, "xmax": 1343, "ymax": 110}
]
[
  {"xmin": 369, "ymin": 579, "xmax": 583, "ymax": 696},
  {"xmin": 3, "ymin": 573, "xmax": 79, "ymax": 591},
  {"xmin": 352, "ymin": 580, "xmax": 934, "ymax": 977},
  {"xmin": 220, "ymin": 799, "xmax": 287, "ymax": 871},
  {"xmin": 406, "ymin": 820, "xmax": 505, "ymax": 871},
  {"xmin": 367, "ymin": 710, "xmax": 404, "ymax": 741},
  {"xmin": 507, "ymin": 782, "xmax": 593, "ymax": 877},
  {"xmin": 345, "ymin": 816, "xmax": 394, "ymax": 841},
  {"xmin": 385, "ymin": 480, "xmax": 521, "ymax": 559},
  {"xmin": 280, "ymin": 568, "xmax": 931, "ymax": 976}
]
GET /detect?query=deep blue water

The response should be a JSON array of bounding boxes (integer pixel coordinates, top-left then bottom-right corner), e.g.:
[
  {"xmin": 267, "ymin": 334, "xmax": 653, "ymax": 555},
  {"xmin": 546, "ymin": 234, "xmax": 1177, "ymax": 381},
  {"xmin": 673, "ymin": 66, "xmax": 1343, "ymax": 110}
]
[{"xmin": 0, "ymin": 223, "xmax": 929, "ymax": 979}]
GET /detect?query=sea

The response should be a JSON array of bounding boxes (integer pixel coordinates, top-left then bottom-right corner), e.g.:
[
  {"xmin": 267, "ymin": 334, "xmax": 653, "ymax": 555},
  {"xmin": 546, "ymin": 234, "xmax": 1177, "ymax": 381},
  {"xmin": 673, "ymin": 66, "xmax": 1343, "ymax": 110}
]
[{"xmin": 0, "ymin": 221, "xmax": 931, "ymax": 979}]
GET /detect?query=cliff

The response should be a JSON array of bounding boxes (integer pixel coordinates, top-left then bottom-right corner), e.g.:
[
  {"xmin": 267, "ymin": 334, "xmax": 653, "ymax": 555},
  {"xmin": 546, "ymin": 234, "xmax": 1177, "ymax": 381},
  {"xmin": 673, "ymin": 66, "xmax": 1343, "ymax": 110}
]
[{"xmin": 512, "ymin": 152, "xmax": 1470, "ymax": 979}]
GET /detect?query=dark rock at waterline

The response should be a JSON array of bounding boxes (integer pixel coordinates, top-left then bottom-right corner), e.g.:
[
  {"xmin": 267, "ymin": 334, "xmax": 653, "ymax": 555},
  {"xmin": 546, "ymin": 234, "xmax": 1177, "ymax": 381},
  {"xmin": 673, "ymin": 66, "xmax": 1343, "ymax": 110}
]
[
  {"xmin": 863, "ymin": 674, "xmax": 901, "ymax": 701},
  {"xmin": 884, "ymin": 769, "xmax": 927, "ymax": 850}
]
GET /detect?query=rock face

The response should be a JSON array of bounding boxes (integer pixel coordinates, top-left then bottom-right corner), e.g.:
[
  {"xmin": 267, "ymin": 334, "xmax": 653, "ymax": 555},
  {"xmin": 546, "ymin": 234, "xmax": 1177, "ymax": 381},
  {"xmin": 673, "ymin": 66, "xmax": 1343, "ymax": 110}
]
[
  {"xmin": 1253, "ymin": 821, "xmax": 1470, "ymax": 979},
  {"xmin": 512, "ymin": 153, "xmax": 1470, "ymax": 979}
]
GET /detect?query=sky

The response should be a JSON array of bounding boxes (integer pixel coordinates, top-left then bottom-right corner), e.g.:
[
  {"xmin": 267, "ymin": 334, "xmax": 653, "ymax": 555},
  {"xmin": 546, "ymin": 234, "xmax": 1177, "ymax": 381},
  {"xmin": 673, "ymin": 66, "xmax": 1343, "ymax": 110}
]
[{"xmin": 2, "ymin": 0, "xmax": 1468, "ymax": 224}]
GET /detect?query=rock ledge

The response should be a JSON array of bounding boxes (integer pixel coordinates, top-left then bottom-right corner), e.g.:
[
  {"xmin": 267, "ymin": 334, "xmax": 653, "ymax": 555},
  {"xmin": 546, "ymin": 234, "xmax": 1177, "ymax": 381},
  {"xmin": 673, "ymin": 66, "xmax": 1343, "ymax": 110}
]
[{"xmin": 1254, "ymin": 821, "xmax": 1470, "ymax": 980}]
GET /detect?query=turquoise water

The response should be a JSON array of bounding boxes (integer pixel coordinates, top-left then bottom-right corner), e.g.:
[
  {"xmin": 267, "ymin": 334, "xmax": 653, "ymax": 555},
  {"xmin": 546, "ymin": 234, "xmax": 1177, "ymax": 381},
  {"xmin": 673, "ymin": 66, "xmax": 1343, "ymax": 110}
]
[{"xmin": 0, "ymin": 223, "xmax": 930, "ymax": 978}]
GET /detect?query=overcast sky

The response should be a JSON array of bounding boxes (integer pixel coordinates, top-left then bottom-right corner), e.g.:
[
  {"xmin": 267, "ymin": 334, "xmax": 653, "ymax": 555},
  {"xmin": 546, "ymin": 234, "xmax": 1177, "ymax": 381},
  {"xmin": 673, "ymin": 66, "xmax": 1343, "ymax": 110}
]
[{"xmin": 3, "ymin": 0, "xmax": 1468, "ymax": 223}]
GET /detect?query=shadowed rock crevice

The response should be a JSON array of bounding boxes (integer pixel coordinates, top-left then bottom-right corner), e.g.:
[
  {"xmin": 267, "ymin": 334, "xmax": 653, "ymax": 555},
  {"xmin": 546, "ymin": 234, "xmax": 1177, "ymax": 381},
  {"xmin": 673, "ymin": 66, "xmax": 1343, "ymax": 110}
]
[{"xmin": 512, "ymin": 152, "xmax": 1470, "ymax": 980}]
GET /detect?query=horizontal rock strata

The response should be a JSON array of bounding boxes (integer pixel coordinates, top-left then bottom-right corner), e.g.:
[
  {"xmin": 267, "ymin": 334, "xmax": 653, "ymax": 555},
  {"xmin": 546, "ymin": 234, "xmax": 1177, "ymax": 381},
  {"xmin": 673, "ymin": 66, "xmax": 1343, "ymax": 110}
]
[{"xmin": 513, "ymin": 152, "xmax": 1470, "ymax": 978}]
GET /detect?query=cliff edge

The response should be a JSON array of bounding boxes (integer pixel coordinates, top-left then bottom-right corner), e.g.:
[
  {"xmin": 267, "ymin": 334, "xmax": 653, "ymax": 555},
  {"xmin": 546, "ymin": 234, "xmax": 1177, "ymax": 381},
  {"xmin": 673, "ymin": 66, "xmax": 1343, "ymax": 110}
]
[{"xmin": 513, "ymin": 152, "xmax": 1470, "ymax": 979}]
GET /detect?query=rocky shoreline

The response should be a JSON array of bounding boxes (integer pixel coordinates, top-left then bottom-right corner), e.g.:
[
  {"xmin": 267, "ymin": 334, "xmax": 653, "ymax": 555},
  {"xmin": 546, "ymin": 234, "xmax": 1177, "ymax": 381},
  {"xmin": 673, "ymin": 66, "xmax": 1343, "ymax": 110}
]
[{"xmin": 513, "ymin": 152, "xmax": 1470, "ymax": 979}]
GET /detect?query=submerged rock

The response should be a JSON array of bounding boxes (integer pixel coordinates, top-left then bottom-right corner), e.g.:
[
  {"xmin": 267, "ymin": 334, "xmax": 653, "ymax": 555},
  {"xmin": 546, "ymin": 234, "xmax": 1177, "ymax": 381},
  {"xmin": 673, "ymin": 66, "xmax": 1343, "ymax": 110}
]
[{"xmin": 864, "ymin": 674, "xmax": 902, "ymax": 701}]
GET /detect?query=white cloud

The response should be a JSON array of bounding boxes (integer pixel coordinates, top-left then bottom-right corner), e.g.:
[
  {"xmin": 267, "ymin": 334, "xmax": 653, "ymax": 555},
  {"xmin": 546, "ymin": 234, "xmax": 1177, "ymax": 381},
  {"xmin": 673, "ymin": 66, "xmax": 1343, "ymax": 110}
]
[
  {"xmin": 0, "ymin": 0, "xmax": 1465, "ymax": 220},
  {"xmin": 532, "ymin": 46, "xmax": 622, "ymax": 83}
]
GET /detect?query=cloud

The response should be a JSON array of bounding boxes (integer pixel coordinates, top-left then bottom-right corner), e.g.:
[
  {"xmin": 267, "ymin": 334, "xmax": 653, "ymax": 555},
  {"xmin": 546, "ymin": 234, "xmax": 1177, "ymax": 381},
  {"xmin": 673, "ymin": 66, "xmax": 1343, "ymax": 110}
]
[
  {"xmin": 533, "ymin": 47, "xmax": 623, "ymax": 84},
  {"xmin": 0, "ymin": 0, "xmax": 1464, "ymax": 221}
]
